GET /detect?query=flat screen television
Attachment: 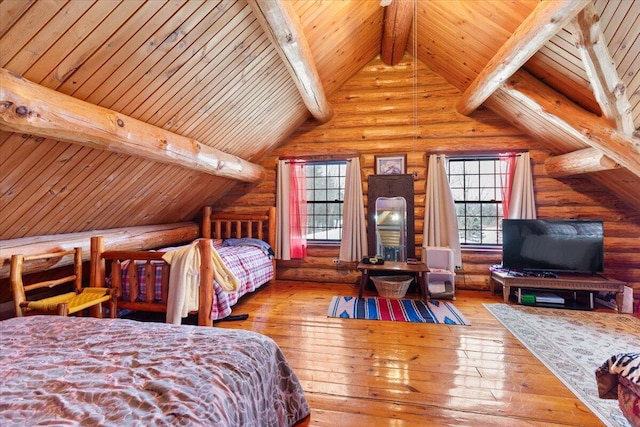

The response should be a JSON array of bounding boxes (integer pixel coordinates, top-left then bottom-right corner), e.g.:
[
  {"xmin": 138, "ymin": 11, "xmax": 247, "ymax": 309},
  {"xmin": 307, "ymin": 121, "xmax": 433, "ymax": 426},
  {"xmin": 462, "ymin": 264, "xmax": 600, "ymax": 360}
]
[{"xmin": 502, "ymin": 219, "xmax": 604, "ymax": 274}]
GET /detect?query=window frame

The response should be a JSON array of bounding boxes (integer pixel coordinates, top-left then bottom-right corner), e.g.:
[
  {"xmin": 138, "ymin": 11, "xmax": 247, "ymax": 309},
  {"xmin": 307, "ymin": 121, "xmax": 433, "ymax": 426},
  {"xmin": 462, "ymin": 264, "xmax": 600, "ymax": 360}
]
[
  {"xmin": 304, "ymin": 160, "xmax": 347, "ymax": 244},
  {"xmin": 446, "ymin": 155, "xmax": 508, "ymax": 248}
]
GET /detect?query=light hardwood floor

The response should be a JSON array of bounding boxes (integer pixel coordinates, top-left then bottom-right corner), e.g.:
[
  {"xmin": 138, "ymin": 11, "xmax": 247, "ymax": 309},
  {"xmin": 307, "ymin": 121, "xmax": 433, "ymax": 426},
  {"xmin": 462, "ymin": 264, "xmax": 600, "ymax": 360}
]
[{"xmin": 215, "ymin": 281, "xmax": 614, "ymax": 427}]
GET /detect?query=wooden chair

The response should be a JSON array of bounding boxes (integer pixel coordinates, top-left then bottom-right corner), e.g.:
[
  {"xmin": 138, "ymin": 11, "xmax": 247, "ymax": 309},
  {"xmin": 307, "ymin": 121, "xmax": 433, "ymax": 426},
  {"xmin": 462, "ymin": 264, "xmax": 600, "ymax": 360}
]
[{"xmin": 10, "ymin": 247, "xmax": 116, "ymax": 318}]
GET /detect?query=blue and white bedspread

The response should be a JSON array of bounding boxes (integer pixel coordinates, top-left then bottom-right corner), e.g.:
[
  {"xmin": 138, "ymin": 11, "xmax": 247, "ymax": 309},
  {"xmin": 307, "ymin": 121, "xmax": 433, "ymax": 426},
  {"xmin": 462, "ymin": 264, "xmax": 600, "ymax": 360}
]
[{"xmin": 0, "ymin": 316, "xmax": 309, "ymax": 427}]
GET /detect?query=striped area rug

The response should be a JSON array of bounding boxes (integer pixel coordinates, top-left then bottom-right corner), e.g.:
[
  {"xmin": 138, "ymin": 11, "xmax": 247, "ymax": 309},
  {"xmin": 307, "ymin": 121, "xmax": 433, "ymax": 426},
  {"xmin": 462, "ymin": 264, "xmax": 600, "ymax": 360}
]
[{"xmin": 327, "ymin": 296, "xmax": 470, "ymax": 325}]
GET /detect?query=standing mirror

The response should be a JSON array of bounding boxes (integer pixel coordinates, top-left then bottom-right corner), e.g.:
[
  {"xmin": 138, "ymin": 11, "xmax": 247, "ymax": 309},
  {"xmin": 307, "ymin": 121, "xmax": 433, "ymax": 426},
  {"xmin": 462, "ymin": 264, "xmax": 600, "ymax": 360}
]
[
  {"xmin": 375, "ymin": 197, "xmax": 407, "ymax": 261},
  {"xmin": 367, "ymin": 174, "xmax": 415, "ymax": 260}
]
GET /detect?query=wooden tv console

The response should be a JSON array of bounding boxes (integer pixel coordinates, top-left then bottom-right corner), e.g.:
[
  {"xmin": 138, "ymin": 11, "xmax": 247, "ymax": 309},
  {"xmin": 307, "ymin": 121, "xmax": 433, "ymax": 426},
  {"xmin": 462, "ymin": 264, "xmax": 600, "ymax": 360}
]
[{"xmin": 490, "ymin": 270, "xmax": 626, "ymax": 312}]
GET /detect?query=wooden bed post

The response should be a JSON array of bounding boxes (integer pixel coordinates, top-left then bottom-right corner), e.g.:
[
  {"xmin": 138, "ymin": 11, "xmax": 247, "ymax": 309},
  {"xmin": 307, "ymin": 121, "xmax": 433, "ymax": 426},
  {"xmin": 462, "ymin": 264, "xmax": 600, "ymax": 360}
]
[
  {"xmin": 202, "ymin": 206, "xmax": 212, "ymax": 239},
  {"xmin": 268, "ymin": 206, "xmax": 277, "ymax": 284},
  {"xmin": 198, "ymin": 239, "xmax": 214, "ymax": 327},
  {"xmin": 90, "ymin": 237, "xmax": 105, "ymax": 288},
  {"xmin": 89, "ymin": 238, "xmax": 104, "ymax": 318},
  {"xmin": 268, "ymin": 206, "xmax": 277, "ymax": 249}
]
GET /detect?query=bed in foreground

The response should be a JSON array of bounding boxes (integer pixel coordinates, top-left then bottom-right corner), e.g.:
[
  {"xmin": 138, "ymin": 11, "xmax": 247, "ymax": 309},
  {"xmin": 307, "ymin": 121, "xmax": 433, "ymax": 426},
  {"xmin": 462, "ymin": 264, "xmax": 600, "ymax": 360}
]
[{"xmin": 0, "ymin": 316, "xmax": 309, "ymax": 426}]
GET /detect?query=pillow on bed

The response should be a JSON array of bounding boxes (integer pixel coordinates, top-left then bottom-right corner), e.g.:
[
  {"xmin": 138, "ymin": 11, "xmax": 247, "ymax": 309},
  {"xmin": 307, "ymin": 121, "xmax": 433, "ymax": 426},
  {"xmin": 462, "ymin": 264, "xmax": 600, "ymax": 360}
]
[{"xmin": 223, "ymin": 238, "xmax": 274, "ymax": 257}]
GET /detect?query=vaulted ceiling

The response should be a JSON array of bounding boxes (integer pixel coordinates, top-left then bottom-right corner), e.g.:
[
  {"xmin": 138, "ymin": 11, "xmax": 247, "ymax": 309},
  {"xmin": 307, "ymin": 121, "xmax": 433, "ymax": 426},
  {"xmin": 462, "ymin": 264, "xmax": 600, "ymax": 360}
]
[{"xmin": 0, "ymin": 0, "xmax": 638, "ymax": 241}]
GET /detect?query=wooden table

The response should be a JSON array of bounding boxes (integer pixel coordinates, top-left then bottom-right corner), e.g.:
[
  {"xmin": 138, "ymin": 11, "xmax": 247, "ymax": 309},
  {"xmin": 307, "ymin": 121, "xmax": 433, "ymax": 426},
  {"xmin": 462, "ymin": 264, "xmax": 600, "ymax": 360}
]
[
  {"xmin": 490, "ymin": 270, "xmax": 626, "ymax": 312},
  {"xmin": 357, "ymin": 261, "xmax": 430, "ymax": 300}
]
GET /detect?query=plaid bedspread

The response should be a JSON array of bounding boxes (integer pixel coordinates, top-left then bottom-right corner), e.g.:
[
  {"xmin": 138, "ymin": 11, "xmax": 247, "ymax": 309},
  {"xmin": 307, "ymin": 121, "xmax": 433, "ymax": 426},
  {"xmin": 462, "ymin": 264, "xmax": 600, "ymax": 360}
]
[{"xmin": 118, "ymin": 241, "xmax": 273, "ymax": 320}]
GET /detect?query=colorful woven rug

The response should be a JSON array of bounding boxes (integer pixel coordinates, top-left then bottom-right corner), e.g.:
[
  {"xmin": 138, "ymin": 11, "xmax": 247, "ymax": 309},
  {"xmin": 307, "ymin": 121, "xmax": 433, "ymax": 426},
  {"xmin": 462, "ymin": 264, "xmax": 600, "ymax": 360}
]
[
  {"xmin": 327, "ymin": 296, "xmax": 470, "ymax": 325},
  {"xmin": 484, "ymin": 303, "xmax": 640, "ymax": 427}
]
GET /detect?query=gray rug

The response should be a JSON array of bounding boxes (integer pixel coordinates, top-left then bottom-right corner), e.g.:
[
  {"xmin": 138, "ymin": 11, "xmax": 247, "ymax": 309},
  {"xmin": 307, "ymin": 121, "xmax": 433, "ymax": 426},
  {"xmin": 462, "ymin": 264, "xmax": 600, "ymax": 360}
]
[{"xmin": 484, "ymin": 303, "xmax": 640, "ymax": 427}]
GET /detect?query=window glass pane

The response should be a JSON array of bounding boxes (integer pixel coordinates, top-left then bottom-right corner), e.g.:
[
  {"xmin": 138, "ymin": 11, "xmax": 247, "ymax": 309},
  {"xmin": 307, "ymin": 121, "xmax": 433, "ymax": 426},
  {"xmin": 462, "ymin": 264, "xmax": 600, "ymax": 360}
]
[
  {"xmin": 304, "ymin": 161, "xmax": 346, "ymax": 242},
  {"xmin": 479, "ymin": 174, "xmax": 495, "ymax": 189},
  {"xmin": 328, "ymin": 203, "xmax": 342, "ymax": 215},
  {"xmin": 466, "ymin": 188, "xmax": 479, "ymax": 201},
  {"xmin": 451, "ymin": 188, "xmax": 465, "ymax": 200},
  {"xmin": 465, "ymin": 161, "xmax": 479, "ymax": 174},
  {"xmin": 482, "ymin": 204, "xmax": 496, "ymax": 217},
  {"xmin": 327, "ymin": 176, "xmax": 340, "ymax": 189},
  {"xmin": 479, "ymin": 186, "xmax": 495, "ymax": 201},
  {"xmin": 466, "ymin": 229, "xmax": 480, "ymax": 244},
  {"xmin": 449, "ymin": 161, "xmax": 464, "ymax": 174},
  {"xmin": 479, "ymin": 161, "xmax": 494, "ymax": 174},
  {"xmin": 329, "ymin": 164, "xmax": 343, "ymax": 176},
  {"xmin": 449, "ymin": 173, "xmax": 463, "ymax": 187},
  {"xmin": 447, "ymin": 156, "xmax": 507, "ymax": 245},
  {"xmin": 315, "ymin": 203, "xmax": 327, "ymax": 215},
  {"xmin": 327, "ymin": 189, "xmax": 340, "ymax": 200}
]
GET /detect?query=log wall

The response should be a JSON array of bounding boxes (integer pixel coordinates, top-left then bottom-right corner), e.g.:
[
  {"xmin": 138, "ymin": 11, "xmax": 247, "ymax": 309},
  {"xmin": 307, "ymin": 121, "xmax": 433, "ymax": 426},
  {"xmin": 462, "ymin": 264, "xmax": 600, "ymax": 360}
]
[{"xmin": 214, "ymin": 55, "xmax": 640, "ymax": 304}]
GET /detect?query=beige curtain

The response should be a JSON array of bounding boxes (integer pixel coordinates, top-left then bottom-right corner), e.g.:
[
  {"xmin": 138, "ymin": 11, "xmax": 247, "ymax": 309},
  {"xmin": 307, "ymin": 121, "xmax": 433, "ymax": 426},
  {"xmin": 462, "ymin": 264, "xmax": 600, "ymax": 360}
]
[
  {"xmin": 339, "ymin": 157, "xmax": 367, "ymax": 261},
  {"xmin": 508, "ymin": 152, "xmax": 537, "ymax": 219},
  {"xmin": 424, "ymin": 155, "xmax": 462, "ymax": 268},
  {"xmin": 275, "ymin": 160, "xmax": 292, "ymax": 260}
]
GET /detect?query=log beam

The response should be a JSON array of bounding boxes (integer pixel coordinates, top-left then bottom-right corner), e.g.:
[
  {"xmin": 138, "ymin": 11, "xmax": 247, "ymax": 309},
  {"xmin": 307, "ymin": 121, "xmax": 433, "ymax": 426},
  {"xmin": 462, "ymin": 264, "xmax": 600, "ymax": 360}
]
[
  {"xmin": 500, "ymin": 70, "xmax": 640, "ymax": 178},
  {"xmin": 570, "ymin": 3, "xmax": 635, "ymax": 134},
  {"xmin": 380, "ymin": 0, "xmax": 414, "ymax": 66},
  {"xmin": 456, "ymin": 0, "xmax": 589, "ymax": 115},
  {"xmin": 544, "ymin": 147, "xmax": 620, "ymax": 178},
  {"xmin": 0, "ymin": 68, "xmax": 265, "ymax": 183},
  {"xmin": 0, "ymin": 222, "xmax": 199, "ymax": 279},
  {"xmin": 246, "ymin": 0, "xmax": 333, "ymax": 123}
]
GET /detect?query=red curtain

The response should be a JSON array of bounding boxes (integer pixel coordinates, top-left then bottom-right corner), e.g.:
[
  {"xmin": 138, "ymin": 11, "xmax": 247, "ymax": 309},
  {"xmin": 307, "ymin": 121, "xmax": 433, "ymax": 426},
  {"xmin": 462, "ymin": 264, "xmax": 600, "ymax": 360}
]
[
  {"xmin": 500, "ymin": 154, "xmax": 517, "ymax": 219},
  {"xmin": 289, "ymin": 161, "xmax": 307, "ymax": 259}
]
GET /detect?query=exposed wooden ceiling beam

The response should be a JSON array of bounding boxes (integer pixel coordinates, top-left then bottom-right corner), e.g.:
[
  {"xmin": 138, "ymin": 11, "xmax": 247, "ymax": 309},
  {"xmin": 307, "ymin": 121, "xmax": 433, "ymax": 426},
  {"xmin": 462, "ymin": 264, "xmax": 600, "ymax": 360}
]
[
  {"xmin": 456, "ymin": 0, "xmax": 590, "ymax": 115},
  {"xmin": 499, "ymin": 70, "xmax": 640, "ymax": 178},
  {"xmin": 570, "ymin": 3, "xmax": 635, "ymax": 135},
  {"xmin": 0, "ymin": 69, "xmax": 265, "ymax": 183},
  {"xmin": 247, "ymin": 0, "xmax": 333, "ymax": 123},
  {"xmin": 544, "ymin": 147, "xmax": 619, "ymax": 178},
  {"xmin": 380, "ymin": 0, "xmax": 414, "ymax": 66}
]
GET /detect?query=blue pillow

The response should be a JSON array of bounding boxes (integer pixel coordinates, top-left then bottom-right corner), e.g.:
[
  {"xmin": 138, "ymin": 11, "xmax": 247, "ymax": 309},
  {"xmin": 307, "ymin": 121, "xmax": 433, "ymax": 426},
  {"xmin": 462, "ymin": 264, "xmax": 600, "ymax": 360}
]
[{"xmin": 223, "ymin": 238, "xmax": 274, "ymax": 257}]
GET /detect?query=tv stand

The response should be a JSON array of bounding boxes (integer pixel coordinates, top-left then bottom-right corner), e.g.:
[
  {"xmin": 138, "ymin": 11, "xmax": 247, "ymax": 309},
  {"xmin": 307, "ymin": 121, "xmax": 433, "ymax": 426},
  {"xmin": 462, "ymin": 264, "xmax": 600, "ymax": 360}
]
[{"xmin": 490, "ymin": 270, "xmax": 626, "ymax": 312}]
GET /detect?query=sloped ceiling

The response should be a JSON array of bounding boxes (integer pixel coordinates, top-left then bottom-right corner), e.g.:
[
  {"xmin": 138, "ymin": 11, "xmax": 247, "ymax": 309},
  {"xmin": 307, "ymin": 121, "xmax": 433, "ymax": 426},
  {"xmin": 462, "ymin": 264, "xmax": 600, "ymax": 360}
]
[
  {"xmin": 0, "ymin": 0, "xmax": 382, "ymax": 239},
  {"xmin": 415, "ymin": 0, "xmax": 640, "ymax": 209},
  {"xmin": 0, "ymin": 0, "xmax": 638, "ymax": 242}
]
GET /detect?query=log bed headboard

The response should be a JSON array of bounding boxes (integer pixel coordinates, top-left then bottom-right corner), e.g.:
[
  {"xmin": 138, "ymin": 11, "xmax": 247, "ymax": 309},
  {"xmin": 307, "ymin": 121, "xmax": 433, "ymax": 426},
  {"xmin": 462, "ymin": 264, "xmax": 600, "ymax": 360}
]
[{"xmin": 202, "ymin": 206, "xmax": 277, "ymax": 251}]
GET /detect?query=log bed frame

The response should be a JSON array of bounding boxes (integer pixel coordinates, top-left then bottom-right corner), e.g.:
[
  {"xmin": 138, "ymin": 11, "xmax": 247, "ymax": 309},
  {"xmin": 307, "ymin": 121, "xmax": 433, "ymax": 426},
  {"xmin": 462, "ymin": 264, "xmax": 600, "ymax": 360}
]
[{"xmin": 90, "ymin": 207, "xmax": 276, "ymax": 326}]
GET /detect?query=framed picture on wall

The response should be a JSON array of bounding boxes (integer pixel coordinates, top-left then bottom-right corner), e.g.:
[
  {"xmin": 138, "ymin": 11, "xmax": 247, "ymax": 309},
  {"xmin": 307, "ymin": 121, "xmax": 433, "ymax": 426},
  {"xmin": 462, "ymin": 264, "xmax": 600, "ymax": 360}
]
[{"xmin": 375, "ymin": 154, "xmax": 406, "ymax": 175}]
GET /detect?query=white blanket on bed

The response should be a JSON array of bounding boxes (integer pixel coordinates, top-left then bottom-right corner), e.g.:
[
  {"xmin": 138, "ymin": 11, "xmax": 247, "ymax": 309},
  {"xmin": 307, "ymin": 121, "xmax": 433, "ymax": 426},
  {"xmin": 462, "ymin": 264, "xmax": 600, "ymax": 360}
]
[{"xmin": 163, "ymin": 240, "xmax": 240, "ymax": 324}]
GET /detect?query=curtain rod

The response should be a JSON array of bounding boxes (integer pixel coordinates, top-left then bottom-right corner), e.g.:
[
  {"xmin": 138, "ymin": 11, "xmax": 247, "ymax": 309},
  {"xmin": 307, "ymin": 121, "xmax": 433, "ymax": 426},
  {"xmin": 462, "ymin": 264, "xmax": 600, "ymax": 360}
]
[
  {"xmin": 435, "ymin": 152, "xmax": 524, "ymax": 160},
  {"xmin": 282, "ymin": 157, "xmax": 353, "ymax": 164}
]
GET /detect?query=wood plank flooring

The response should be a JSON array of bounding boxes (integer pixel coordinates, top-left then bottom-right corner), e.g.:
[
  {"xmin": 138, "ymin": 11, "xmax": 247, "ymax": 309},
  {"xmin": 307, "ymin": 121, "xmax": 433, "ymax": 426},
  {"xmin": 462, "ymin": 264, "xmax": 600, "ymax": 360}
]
[{"xmin": 215, "ymin": 281, "xmax": 610, "ymax": 426}]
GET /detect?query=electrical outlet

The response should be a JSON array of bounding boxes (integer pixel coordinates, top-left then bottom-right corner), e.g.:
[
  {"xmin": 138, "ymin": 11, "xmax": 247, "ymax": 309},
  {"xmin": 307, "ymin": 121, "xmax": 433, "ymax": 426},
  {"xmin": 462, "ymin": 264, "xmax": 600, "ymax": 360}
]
[{"xmin": 332, "ymin": 259, "xmax": 340, "ymax": 265}]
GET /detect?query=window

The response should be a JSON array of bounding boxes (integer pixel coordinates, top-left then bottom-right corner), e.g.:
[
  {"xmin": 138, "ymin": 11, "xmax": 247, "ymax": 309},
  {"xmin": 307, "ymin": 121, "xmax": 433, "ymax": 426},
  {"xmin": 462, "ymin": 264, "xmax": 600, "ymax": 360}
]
[
  {"xmin": 305, "ymin": 161, "xmax": 346, "ymax": 242},
  {"xmin": 447, "ymin": 157, "xmax": 508, "ymax": 246}
]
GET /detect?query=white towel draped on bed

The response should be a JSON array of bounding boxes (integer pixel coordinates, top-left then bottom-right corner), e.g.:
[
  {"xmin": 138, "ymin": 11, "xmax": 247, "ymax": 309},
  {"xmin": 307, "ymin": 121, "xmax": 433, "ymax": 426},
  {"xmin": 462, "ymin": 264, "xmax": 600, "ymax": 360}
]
[{"xmin": 163, "ymin": 240, "xmax": 240, "ymax": 324}]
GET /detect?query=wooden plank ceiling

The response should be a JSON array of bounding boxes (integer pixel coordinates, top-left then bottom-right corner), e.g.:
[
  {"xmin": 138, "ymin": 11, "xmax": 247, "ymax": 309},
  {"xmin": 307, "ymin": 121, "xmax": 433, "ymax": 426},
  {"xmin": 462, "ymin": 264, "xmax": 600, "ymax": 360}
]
[
  {"xmin": 0, "ymin": 0, "xmax": 638, "ymax": 242},
  {"xmin": 415, "ymin": 0, "xmax": 640, "ymax": 210}
]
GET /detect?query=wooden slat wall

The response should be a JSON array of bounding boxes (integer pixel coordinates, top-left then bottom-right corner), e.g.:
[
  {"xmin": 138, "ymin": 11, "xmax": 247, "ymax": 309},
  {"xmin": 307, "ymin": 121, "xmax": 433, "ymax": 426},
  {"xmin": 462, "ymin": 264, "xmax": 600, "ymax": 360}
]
[{"xmin": 213, "ymin": 54, "xmax": 640, "ymax": 296}]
